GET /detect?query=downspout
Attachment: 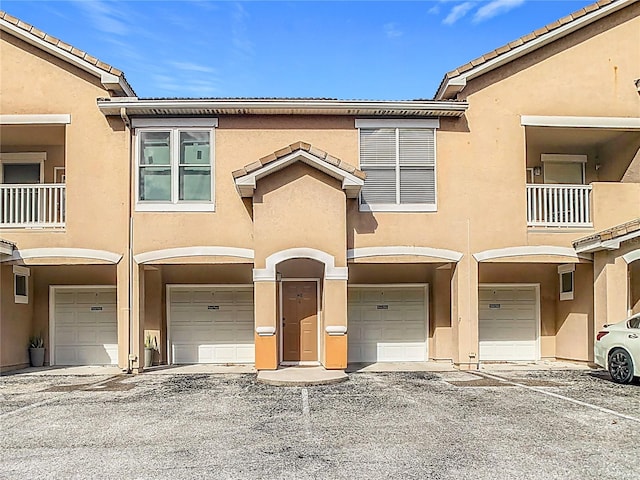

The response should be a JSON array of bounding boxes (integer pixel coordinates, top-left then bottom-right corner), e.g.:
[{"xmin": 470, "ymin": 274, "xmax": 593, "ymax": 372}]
[{"xmin": 121, "ymin": 107, "xmax": 134, "ymax": 374}]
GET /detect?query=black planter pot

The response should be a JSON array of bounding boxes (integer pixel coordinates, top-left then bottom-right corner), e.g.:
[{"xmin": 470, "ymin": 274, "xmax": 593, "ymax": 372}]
[{"xmin": 29, "ymin": 347, "xmax": 45, "ymax": 367}]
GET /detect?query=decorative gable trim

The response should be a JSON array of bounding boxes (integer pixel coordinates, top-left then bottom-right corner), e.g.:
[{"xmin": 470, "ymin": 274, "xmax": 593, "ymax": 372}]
[{"xmin": 233, "ymin": 142, "xmax": 365, "ymax": 198}]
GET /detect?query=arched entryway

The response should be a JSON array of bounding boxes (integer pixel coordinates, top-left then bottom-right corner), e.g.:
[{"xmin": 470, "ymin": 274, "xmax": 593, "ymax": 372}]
[{"xmin": 277, "ymin": 258, "xmax": 324, "ymax": 365}]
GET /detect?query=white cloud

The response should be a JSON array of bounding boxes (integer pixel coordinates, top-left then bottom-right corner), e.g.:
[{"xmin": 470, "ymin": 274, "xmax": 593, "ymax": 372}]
[
  {"xmin": 73, "ymin": 0, "xmax": 129, "ymax": 36},
  {"xmin": 427, "ymin": 6, "xmax": 440, "ymax": 15},
  {"xmin": 384, "ymin": 22, "xmax": 403, "ymax": 38},
  {"xmin": 473, "ymin": 0, "xmax": 526, "ymax": 23},
  {"xmin": 443, "ymin": 2, "xmax": 475, "ymax": 25},
  {"xmin": 152, "ymin": 73, "xmax": 220, "ymax": 97},
  {"xmin": 231, "ymin": 2, "xmax": 254, "ymax": 58},
  {"xmin": 168, "ymin": 61, "xmax": 217, "ymax": 74}
]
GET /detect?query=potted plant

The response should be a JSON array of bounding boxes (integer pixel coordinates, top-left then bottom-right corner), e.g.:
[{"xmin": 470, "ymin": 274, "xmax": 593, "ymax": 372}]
[
  {"xmin": 144, "ymin": 334, "xmax": 157, "ymax": 368},
  {"xmin": 28, "ymin": 334, "xmax": 45, "ymax": 367}
]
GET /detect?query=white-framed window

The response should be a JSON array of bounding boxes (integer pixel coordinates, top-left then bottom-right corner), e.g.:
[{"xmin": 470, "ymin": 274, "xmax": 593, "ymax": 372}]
[
  {"xmin": 558, "ymin": 264, "xmax": 575, "ymax": 301},
  {"xmin": 133, "ymin": 118, "xmax": 218, "ymax": 212},
  {"xmin": 13, "ymin": 265, "xmax": 30, "ymax": 304},
  {"xmin": 356, "ymin": 119, "xmax": 439, "ymax": 212},
  {"xmin": 0, "ymin": 152, "xmax": 46, "ymax": 184},
  {"xmin": 541, "ymin": 154, "xmax": 587, "ymax": 185}
]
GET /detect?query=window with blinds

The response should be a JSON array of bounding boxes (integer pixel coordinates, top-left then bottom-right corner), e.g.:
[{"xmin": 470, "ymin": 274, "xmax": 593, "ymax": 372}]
[{"xmin": 360, "ymin": 127, "xmax": 436, "ymax": 209}]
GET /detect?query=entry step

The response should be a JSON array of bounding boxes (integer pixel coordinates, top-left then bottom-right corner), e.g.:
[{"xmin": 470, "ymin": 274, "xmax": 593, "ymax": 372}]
[{"xmin": 257, "ymin": 366, "xmax": 348, "ymax": 386}]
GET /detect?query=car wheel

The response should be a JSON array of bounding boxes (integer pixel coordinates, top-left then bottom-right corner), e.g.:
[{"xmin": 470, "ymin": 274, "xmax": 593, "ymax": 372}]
[{"xmin": 608, "ymin": 348, "xmax": 635, "ymax": 384}]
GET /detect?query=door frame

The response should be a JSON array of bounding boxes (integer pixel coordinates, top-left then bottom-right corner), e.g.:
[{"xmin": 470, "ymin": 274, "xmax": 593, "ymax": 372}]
[
  {"xmin": 347, "ymin": 283, "xmax": 430, "ymax": 361},
  {"xmin": 166, "ymin": 284, "xmax": 254, "ymax": 365},
  {"xmin": 478, "ymin": 283, "xmax": 541, "ymax": 362},
  {"xmin": 49, "ymin": 285, "xmax": 117, "ymax": 366},
  {"xmin": 279, "ymin": 278, "xmax": 321, "ymax": 365}
]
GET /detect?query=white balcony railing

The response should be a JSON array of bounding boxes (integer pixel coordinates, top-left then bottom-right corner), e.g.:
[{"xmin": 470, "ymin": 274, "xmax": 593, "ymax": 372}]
[
  {"xmin": 526, "ymin": 184, "xmax": 592, "ymax": 227},
  {"xmin": 0, "ymin": 184, "xmax": 66, "ymax": 228}
]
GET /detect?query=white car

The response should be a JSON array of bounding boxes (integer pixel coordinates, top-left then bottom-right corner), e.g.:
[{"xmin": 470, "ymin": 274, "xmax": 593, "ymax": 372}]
[{"xmin": 594, "ymin": 313, "xmax": 640, "ymax": 384}]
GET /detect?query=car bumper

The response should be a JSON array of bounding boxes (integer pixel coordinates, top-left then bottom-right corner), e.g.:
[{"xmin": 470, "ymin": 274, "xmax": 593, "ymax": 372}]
[{"xmin": 594, "ymin": 342, "xmax": 607, "ymax": 369}]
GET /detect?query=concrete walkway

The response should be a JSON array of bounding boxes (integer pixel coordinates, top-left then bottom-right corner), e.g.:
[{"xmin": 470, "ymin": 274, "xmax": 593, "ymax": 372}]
[
  {"xmin": 2, "ymin": 366, "xmax": 123, "ymax": 376},
  {"xmin": 257, "ymin": 366, "xmax": 348, "ymax": 386},
  {"xmin": 2, "ymin": 360, "xmax": 593, "ymax": 379}
]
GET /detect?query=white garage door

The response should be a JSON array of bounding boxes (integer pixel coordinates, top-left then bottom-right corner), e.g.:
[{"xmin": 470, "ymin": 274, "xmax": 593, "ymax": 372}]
[
  {"xmin": 54, "ymin": 287, "xmax": 118, "ymax": 366},
  {"xmin": 479, "ymin": 285, "xmax": 538, "ymax": 361},
  {"xmin": 169, "ymin": 286, "xmax": 254, "ymax": 364},
  {"xmin": 348, "ymin": 286, "xmax": 427, "ymax": 362}
]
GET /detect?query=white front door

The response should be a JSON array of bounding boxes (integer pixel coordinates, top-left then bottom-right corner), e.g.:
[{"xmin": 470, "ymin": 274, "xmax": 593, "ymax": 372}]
[
  {"xmin": 348, "ymin": 286, "xmax": 428, "ymax": 362},
  {"xmin": 53, "ymin": 287, "xmax": 118, "ymax": 365},
  {"xmin": 169, "ymin": 286, "xmax": 254, "ymax": 364},
  {"xmin": 479, "ymin": 285, "xmax": 539, "ymax": 361}
]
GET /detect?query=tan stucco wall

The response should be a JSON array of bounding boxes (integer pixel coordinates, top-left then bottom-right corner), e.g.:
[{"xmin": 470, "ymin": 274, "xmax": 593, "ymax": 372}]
[
  {"xmin": 160, "ymin": 264, "xmax": 253, "ymax": 285},
  {"xmin": 631, "ymin": 260, "xmax": 640, "ymax": 315},
  {"xmin": 594, "ymin": 251, "xmax": 630, "ymax": 334},
  {"xmin": 253, "ymin": 163, "xmax": 347, "ymax": 267},
  {"xmin": 143, "ymin": 268, "xmax": 163, "ymax": 364},
  {"xmin": 597, "ymin": 132, "xmax": 640, "ymax": 183},
  {"xmin": 0, "ymin": 32, "xmax": 129, "ymax": 257},
  {"xmin": 133, "ymin": 116, "xmax": 357, "ymax": 255},
  {"xmin": 3, "ymin": 4, "xmax": 637, "ymax": 370},
  {"xmin": 591, "ymin": 182, "xmax": 640, "ymax": 232},
  {"xmin": 432, "ymin": 267, "xmax": 453, "ymax": 361},
  {"xmin": 555, "ymin": 264, "xmax": 594, "ymax": 362},
  {"xmin": 0, "ymin": 263, "xmax": 33, "ymax": 370}
]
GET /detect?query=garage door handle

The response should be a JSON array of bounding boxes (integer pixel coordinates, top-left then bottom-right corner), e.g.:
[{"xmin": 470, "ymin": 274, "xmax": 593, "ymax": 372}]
[{"xmin": 629, "ymin": 334, "xmax": 638, "ymax": 339}]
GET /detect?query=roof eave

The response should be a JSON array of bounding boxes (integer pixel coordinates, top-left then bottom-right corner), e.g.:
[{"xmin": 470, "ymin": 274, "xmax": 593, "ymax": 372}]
[
  {"xmin": 97, "ymin": 98, "xmax": 469, "ymax": 117},
  {"xmin": 0, "ymin": 239, "xmax": 15, "ymax": 256},
  {"xmin": 435, "ymin": 0, "xmax": 633, "ymax": 100},
  {"xmin": 573, "ymin": 219, "xmax": 640, "ymax": 253}
]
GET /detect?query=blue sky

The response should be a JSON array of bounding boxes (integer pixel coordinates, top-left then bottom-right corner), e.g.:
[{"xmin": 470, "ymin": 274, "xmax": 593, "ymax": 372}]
[{"xmin": 3, "ymin": 1, "xmax": 596, "ymax": 99}]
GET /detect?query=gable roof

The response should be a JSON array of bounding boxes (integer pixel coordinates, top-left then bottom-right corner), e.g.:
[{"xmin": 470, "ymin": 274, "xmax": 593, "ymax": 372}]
[
  {"xmin": 0, "ymin": 11, "xmax": 135, "ymax": 96},
  {"xmin": 574, "ymin": 218, "xmax": 640, "ymax": 253},
  {"xmin": 435, "ymin": 0, "xmax": 635, "ymax": 100},
  {"xmin": 233, "ymin": 141, "xmax": 365, "ymax": 198}
]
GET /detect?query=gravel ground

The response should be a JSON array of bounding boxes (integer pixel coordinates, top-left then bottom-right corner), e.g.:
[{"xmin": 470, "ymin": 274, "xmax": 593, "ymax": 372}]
[{"xmin": 1, "ymin": 369, "xmax": 638, "ymax": 479}]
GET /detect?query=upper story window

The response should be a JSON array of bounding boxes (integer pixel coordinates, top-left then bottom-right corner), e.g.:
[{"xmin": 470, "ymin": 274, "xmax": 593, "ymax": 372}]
[
  {"xmin": 356, "ymin": 119, "xmax": 439, "ymax": 212},
  {"xmin": 133, "ymin": 118, "xmax": 217, "ymax": 212}
]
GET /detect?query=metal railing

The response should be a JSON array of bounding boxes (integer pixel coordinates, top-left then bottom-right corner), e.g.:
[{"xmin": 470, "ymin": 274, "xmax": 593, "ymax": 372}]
[
  {"xmin": 0, "ymin": 184, "xmax": 66, "ymax": 228},
  {"xmin": 526, "ymin": 184, "xmax": 592, "ymax": 227}
]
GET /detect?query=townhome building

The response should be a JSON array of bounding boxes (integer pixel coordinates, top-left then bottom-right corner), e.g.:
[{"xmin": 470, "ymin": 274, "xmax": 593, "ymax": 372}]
[{"xmin": 1, "ymin": 0, "xmax": 638, "ymax": 373}]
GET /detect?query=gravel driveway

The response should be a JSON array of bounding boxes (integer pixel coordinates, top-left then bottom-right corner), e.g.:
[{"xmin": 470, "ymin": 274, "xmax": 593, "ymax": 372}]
[{"xmin": 1, "ymin": 369, "xmax": 638, "ymax": 479}]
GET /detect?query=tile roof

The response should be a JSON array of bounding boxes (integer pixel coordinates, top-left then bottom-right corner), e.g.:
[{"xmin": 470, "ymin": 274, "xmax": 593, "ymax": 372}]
[
  {"xmin": 436, "ymin": 0, "xmax": 627, "ymax": 97},
  {"xmin": 573, "ymin": 217, "xmax": 640, "ymax": 248},
  {"xmin": 232, "ymin": 141, "xmax": 366, "ymax": 181},
  {"xmin": 0, "ymin": 10, "xmax": 135, "ymax": 95}
]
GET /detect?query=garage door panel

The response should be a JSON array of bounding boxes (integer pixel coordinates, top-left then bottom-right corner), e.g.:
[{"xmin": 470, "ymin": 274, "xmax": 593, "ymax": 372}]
[
  {"xmin": 54, "ymin": 288, "xmax": 118, "ymax": 366},
  {"xmin": 170, "ymin": 286, "xmax": 255, "ymax": 364},
  {"xmin": 348, "ymin": 287, "xmax": 427, "ymax": 363},
  {"xmin": 172, "ymin": 344, "xmax": 198, "ymax": 364},
  {"xmin": 479, "ymin": 286, "xmax": 538, "ymax": 361},
  {"xmin": 55, "ymin": 292, "xmax": 75, "ymax": 304}
]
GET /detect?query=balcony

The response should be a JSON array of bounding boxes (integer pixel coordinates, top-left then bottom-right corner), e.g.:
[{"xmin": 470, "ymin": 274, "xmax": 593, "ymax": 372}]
[
  {"xmin": 0, "ymin": 184, "xmax": 66, "ymax": 228},
  {"xmin": 526, "ymin": 184, "xmax": 592, "ymax": 228}
]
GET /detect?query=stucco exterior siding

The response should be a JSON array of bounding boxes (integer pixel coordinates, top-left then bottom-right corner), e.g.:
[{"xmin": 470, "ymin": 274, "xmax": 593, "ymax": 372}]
[
  {"xmin": 2, "ymin": 2, "xmax": 638, "ymax": 371},
  {"xmin": 0, "ymin": 32, "xmax": 129, "ymax": 257}
]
